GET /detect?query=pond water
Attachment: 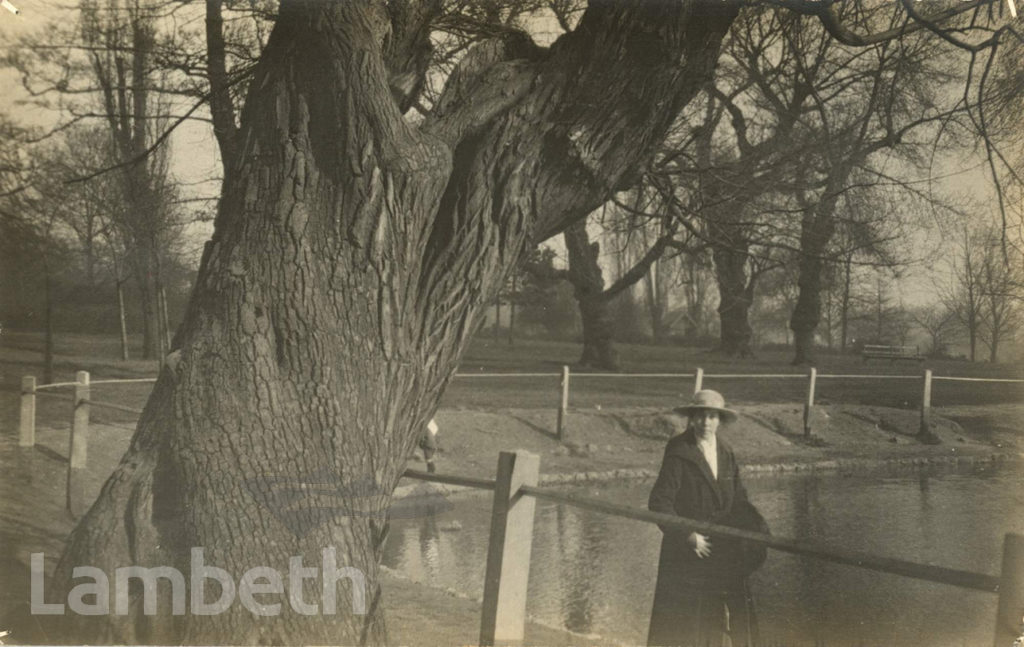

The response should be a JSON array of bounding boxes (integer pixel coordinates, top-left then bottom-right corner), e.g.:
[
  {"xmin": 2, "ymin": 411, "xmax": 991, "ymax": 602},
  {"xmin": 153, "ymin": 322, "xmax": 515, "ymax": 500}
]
[{"xmin": 382, "ymin": 462, "xmax": 1024, "ymax": 646}]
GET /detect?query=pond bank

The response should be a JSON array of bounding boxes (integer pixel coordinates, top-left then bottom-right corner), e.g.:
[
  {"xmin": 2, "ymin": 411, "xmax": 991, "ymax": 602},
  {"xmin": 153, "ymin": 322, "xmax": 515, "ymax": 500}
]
[
  {"xmin": 395, "ymin": 403, "xmax": 1022, "ymax": 496},
  {"xmin": 1, "ymin": 402, "xmax": 1020, "ymax": 645}
]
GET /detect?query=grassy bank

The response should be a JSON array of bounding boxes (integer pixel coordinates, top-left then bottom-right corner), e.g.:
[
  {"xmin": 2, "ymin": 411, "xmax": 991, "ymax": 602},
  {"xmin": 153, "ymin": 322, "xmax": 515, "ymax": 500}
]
[
  {"xmin": 0, "ymin": 331, "xmax": 1021, "ymax": 646},
  {"xmin": 3, "ymin": 332, "xmax": 1022, "ymax": 415}
]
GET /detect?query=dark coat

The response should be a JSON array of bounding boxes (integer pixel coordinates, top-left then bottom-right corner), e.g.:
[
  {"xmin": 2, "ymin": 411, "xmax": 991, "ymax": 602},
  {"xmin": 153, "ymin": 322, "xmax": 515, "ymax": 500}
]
[{"xmin": 647, "ymin": 429, "xmax": 762, "ymax": 647}]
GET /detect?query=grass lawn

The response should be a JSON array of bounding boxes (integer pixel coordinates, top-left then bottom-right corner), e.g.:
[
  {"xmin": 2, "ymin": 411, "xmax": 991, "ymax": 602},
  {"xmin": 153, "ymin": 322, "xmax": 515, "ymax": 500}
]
[
  {"xmin": 1, "ymin": 332, "xmax": 1021, "ymax": 426},
  {"xmin": 0, "ymin": 331, "xmax": 1020, "ymax": 647},
  {"xmin": 445, "ymin": 336, "xmax": 1024, "ymax": 409}
]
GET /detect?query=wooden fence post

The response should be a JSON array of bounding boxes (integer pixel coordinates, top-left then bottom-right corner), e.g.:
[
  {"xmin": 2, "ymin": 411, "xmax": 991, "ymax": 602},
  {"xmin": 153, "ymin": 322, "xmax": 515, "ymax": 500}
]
[
  {"xmin": 66, "ymin": 370, "xmax": 90, "ymax": 516},
  {"xmin": 19, "ymin": 375, "xmax": 36, "ymax": 447},
  {"xmin": 480, "ymin": 450, "xmax": 540, "ymax": 647},
  {"xmin": 556, "ymin": 366, "xmax": 570, "ymax": 441},
  {"xmin": 803, "ymin": 367, "xmax": 817, "ymax": 438},
  {"xmin": 994, "ymin": 533, "xmax": 1024, "ymax": 646},
  {"xmin": 69, "ymin": 371, "xmax": 90, "ymax": 468},
  {"xmin": 919, "ymin": 369, "xmax": 933, "ymax": 438},
  {"xmin": 694, "ymin": 367, "xmax": 704, "ymax": 394}
]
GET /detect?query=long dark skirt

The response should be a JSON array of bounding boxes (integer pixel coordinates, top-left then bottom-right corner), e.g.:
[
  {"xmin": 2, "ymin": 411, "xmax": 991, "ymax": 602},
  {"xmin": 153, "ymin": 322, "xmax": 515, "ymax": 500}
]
[{"xmin": 647, "ymin": 577, "xmax": 759, "ymax": 647}]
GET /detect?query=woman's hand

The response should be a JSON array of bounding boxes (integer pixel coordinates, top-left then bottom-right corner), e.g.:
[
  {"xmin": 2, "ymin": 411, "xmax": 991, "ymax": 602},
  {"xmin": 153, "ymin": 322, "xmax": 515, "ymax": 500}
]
[{"xmin": 688, "ymin": 532, "xmax": 712, "ymax": 558}]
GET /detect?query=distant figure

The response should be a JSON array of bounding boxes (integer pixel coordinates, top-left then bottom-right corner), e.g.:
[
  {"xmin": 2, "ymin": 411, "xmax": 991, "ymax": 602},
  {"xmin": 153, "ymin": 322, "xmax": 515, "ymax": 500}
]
[
  {"xmin": 647, "ymin": 390, "xmax": 768, "ymax": 647},
  {"xmin": 419, "ymin": 418, "xmax": 439, "ymax": 473}
]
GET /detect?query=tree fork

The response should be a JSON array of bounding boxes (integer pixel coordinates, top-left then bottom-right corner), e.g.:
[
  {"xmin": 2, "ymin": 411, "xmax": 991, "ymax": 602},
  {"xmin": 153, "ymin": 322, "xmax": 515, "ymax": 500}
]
[{"xmin": 48, "ymin": 1, "xmax": 741, "ymax": 644}]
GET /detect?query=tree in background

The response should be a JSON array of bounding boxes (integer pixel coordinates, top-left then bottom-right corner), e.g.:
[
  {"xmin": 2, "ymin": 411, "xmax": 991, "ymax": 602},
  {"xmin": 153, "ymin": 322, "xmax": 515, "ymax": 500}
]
[
  {"xmin": 512, "ymin": 246, "xmax": 580, "ymax": 338},
  {"xmin": 674, "ymin": 247, "xmax": 718, "ymax": 343},
  {"xmin": 912, "ymin": 302, "xmax": 960, "ymax": 358},
  {"xmin": 687, "ymin": 11, "xmax": 812, "ymax": 357},
  {"xmin": 941, "ymin": 226, "xmax": 989, "ymax": 361},
  {"xmin": 1, "ymin": 120, "xmax": 90, "ymax": 380},
  {"xmin": 783, "ymin": 11, "xmax": 973, "ymax": 365},
  {"xmin": 7, "ymin": 0, "xmax": 192, "ymax": 360},
  {"xmin": 976, "ymin": 227, "xmax": 1024, "ymax": 361},
  {"xmin": 938, "ymin": 224, "xmax": 1024, "ymax": 363}
]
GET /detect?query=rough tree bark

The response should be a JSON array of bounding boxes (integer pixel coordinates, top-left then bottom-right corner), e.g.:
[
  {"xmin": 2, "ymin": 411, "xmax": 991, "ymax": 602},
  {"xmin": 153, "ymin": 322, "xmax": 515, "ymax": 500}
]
[
  {"xmin": 130, "ymin": 242, "xmax": 160, "ymax": 360},
  {"xmin": 563, "ymin": 210, "xmax": 682, "ymax": 369},
  {"xmin": 790, "ymin": 191, "xmax": 840, "ymax": 365},
  {"xmin": 564, "ymin": 220, "xmax": 619, "ymax": 370},
  {"xmin": 47, "ymin": 1, "xmax": 738, "ymax": 644},
  {"xmin": 711, "ymin": 229, "xmax": 755, "ymax": 357}
]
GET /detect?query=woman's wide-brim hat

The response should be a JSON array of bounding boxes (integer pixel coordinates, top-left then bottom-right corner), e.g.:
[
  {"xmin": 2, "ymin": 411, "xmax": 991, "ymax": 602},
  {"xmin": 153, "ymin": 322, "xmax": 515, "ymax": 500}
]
[{"xmin": 673, "ymin": 389, "xmax": 738, "ymax": 423}]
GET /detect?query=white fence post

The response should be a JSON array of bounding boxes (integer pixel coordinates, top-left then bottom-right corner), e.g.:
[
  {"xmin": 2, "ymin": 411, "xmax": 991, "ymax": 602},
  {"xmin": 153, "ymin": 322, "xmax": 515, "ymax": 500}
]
[
  {"xmin": 919, "ymin": 369, "xmax": 933, "ymax": 438},
  {"xmin": 69, "ymin": 370, "xmax": 90, "ymax": 468},
  {"xmin": 19, "ymin": 375, "xmax": 36, "ymax": 447},
  {"xmin": 994, "ymin": 533, "xmax": 1024, "ymax": 646},
  {"xmin": 803, "ymin": 367, "xmax": 817, "ymax": 438},
  {"xmin": 66, "ymin": 370, "xmax": 90, "ymax": 516},
  {"xmin": 694, "ymin": 367, "xmax": 704, "ymax": 394},
  {"xmin": 480, "ymin": 450, "xmax": 540, "ymax": 647},
  {"xmin": 556, "ymin": 365, "xmax": 570, "ymax": 441}
]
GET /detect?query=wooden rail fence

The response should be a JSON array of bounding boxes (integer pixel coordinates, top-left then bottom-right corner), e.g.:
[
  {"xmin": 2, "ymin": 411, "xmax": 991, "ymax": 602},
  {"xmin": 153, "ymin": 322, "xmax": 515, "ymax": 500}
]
[
  {"xmin": 403, "ymin": 451, "xmax": 1023, "ymax": 647},
  {"xmin": 19, "ymin": 372, "xmax": 154, "ymax": 515},
  {"xmin": 451, "ymin": 365, "xmax": 1022, "ymax": 440},
  {"xmin": 19, "ymin": 367, "xmax": 1024, "ymax": 465},
  {"xmin": 13, "ymin": 369, "xmax": 1024, "ymax": 645}
]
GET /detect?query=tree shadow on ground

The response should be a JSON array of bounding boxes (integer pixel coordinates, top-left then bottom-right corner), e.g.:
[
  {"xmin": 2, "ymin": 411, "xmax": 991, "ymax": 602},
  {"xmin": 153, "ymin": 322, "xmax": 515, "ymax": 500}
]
[
  {"xmin": 506, "ymin": 413, "xmax": 559, "ymax": 441},
  {"xmin": 606, "ymin": 412, "xmax": 673, "ymax": 441},
  {"xmin": 742, "ymin": 411, "xmax": 830, "ymax": 447}
]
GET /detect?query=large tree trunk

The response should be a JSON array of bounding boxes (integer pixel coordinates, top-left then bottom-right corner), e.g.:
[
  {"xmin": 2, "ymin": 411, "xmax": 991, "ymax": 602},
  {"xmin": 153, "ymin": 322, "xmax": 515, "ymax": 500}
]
[
  {"xmin": 564, "ymin": 220, "xmax": 619, "ymax": 370},
  {"xmin": 578, "ymin": 293, "xmax": 619, "ymax": 369},
  {"xmin": 790, "ymin": 164, "xmax": 849, "ymax": 365},
  {"xmin": 790, "ymin": 253, "xmax": 824, "ymax": 365},
  {"xmin": 48, "ymin": 2, "xmax": 737, "ymax": 643},
  {"xmin": 712, "ymin": 241, "xmax": 753, "ymax": 357},
  {"xmin": 790, "ymin": 210, "xmax": 838, "ymax": 365},
  {"xmin": 130, "ymin": 241, "xmax": 160, "ymax": 360}
]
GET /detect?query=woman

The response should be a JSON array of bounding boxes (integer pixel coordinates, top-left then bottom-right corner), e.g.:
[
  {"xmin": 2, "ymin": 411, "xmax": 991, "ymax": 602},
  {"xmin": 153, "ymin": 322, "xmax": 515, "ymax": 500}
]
[{"xmin": 647, "ymin": 390, "xmax": 766, "ymax": 647}]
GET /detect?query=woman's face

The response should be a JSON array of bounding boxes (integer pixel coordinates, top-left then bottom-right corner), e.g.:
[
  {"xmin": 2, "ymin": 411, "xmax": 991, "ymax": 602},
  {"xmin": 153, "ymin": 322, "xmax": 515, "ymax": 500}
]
[{"xmin": 689, "ymin": 409, "xmax": 720, "ymax": 438}]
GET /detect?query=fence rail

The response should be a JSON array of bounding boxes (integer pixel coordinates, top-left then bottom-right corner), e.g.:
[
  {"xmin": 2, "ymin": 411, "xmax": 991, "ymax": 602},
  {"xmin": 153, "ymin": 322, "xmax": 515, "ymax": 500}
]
[
  {"xmin": 519, "ymin": 483, "xmax": 1000, "ymax": 592},
  {"xmin": 401, "ymin": 452, "xmax": 1021, "ymax": 646},
  {"xmin": 89, "ymin": 377, "xmax": 158, "ymax": 385},
  {"xmin": 33, "ymin": 381, "xmax": 80, "ymax": 391},
  {"xmin": 13, "ymin": 369, "xmax": 1024, "ymax": 644},
  {"xmin": 19, "ymin": 365, "xmax": 1024, "ymax": 456},
  {"xmin": 87, "ymin": 400, "xmax": 144, "ymax": 415}
]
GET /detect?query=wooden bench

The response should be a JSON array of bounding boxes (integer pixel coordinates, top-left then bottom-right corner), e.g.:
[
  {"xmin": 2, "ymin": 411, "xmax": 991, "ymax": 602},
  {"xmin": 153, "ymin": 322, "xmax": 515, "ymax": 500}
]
[{"xmin": 861, "ymin": 344, "xmax": 923, "ymax": 362}]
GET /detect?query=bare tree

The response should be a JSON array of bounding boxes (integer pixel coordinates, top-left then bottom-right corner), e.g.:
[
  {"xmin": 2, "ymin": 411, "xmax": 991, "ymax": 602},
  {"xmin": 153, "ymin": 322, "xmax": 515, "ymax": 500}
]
[
  {"xmin": 558, "ymin": 198, "xmax": 685, "ymax": 369},
  {"xmin": 785, "ymin": 12, "xmax": 975, "ymax": 364},
  {"xmin": 941, "ymin": 226, "xmax": 989, "ymax": 361},
  {"xmin": 977, "ymin": 227, "xmax": 1024, "ymax": 361},
  {"xmin": 935, "ymin": 223, "xmax": 1022, "ymax": 362},
  {"xmin": 912, "ymin": 302, "xmax": 960, "ymax": 357},
  {"xmin": 0, "ymin": 121, "xmax": 82, "ymax": 381},
  {"xmin": 8, "ymin": 0, "xmax": 191, "ymax": 359}
]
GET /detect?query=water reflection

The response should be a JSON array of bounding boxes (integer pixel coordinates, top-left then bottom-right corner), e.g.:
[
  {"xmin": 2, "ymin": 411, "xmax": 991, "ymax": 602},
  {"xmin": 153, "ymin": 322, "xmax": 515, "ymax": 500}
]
[{"xmin": 382, "ymin": 463, "xmax": 1023, "ymax": 646}]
